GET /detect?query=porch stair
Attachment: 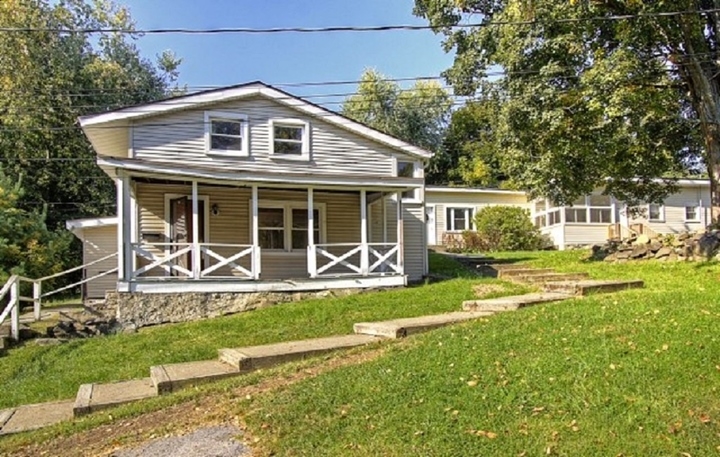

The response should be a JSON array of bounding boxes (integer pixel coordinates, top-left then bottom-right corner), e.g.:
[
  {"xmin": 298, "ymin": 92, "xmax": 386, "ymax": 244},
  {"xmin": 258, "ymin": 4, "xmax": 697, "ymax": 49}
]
[
  {"xmin": 461, "ymin": 292, "xmax": 572, "ymax": 313},
  {"xmin": 543, "ymin": 279, "xmax": 645, "ymax": 296},
  {"xmin": 510, "ymin": 272, "xmax": 590, "ymax": 283}
]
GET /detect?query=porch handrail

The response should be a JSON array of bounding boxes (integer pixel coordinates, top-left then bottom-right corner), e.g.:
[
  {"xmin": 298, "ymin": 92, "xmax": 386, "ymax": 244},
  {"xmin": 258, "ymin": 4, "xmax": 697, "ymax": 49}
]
[{"xmin": 0, "ymin": 252, "xmax": 119, "ymax": 341}]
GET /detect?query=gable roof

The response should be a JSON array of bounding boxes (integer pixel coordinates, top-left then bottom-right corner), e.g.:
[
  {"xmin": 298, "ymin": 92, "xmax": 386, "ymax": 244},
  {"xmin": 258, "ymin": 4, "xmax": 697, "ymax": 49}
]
[{"xmin": 79, "ymin": 81, "xmax": 433, "ymax": 160}]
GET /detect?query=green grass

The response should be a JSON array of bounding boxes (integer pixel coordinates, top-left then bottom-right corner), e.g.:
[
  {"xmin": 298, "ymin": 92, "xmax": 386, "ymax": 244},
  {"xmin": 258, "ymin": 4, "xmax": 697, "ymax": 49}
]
[
  {"xmin": 0, "ymin": 253, "xmax": 526, "ymax": 409},
  {"xmin": 244, "ymin": 251, "xmax": 720, "ymax": 456}
]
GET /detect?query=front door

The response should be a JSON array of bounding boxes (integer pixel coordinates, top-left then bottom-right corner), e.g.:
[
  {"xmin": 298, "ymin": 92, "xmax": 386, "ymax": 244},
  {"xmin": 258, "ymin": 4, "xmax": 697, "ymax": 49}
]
[
  {"xmin": 169, "ymin": 197, "xmax": 205, "ymax": 274},
  {"xmin": 426, "ymin": 206, "xmax": 436, "ymax": 245}
]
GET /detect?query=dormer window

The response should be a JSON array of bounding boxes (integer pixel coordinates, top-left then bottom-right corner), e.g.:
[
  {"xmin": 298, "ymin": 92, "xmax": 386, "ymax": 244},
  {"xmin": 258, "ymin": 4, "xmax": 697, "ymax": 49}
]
[
  {"xmin": 270, "ymin": 119, "xmax": 310, "ymax": 160},
  {"xmin": 204, "ymin": 111, "xmax": 249, "ymax": 156}
]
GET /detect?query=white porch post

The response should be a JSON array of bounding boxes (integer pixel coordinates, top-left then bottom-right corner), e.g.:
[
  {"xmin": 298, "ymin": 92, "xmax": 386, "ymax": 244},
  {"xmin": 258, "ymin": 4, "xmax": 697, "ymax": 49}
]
[
  {"xmin": 382, "ymin": 193, "xmax": 387, "ymax": 243},
  {"xmin": 308, "ymin": 187, "xmax": 316, "ymax": 278},
  {"xmin": 251, "ymin": 185, "xmax": 260, "ymax": 280},
  {"xmin": 360, "ymin": 189, "xmax": 369, "ymax": 276},
  {"xmin": 191, "ymin": 181, "xmax": 200, "ymax": 279},
  {"xmin": 396, "ymin": 191, "xmax": 404, "ymax": 275},
  {"xmin": 116, "ymin": 175, "xmax": 132, "ymax": 281},
  {"xmin": 130, "ymin": 181, "xmax": 138, "ymax": 273},
  {"xmin": 610, "ymin": 198, "xmax": 617, "ymax": 224},
  {"xmin": 10, "ymin": 279, "xmax": 19, "ymax": 341}
]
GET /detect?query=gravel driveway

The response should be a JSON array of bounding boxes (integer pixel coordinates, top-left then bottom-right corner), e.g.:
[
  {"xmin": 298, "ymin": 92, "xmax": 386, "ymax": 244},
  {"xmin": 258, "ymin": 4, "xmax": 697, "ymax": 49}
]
[{"xmin": 110, "ymin": 425, "xmax": 250, "ymax": 457}]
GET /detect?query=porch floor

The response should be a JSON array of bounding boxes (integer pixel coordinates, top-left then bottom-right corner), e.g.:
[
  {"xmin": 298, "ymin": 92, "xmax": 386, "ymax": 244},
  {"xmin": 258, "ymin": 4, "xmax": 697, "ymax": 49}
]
[{"xmin": 120, "ymin": 274, "xmax": 407, "ymax": 294}]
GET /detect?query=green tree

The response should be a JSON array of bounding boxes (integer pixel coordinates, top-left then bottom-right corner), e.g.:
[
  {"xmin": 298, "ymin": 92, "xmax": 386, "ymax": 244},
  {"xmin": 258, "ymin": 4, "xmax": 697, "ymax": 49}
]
[
  {"xmin": 414, "ymin": 0, "xmax": 707, "ymax": 209},
  {"xmin": 443, "ymin": 84, "xmax": 507, "ymax": 187},
  {"xmin": 342, "ymin": 69, "xmax": 453, "ymax": 183},
  {"xmin": 0, "ymin": 0, "xmax": 182, "ymax": 230},
  {"xmin": 0, "ymin": 168, "xmax": 70, "ymax": 285}
]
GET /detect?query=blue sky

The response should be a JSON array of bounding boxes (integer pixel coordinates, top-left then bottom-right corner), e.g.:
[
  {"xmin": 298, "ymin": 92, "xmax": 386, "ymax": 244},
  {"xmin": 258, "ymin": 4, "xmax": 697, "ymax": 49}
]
[{"xmin": 121, "ymin": 0, "xmax": 455, "ymax": 105}]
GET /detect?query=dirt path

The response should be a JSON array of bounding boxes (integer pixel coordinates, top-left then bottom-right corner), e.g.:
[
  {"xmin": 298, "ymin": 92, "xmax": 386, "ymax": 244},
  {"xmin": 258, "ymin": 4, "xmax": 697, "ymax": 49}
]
[{"xmin": 6, "ymin": 347, "xmax": 389, "ymax": 457}]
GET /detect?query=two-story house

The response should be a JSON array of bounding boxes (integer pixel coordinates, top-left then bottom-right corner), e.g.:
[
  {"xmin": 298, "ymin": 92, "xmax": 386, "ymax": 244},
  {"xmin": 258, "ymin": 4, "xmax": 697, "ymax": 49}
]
[{"xmin": 78, "ymin": 81, "xmax": 430, "ymax": 307}]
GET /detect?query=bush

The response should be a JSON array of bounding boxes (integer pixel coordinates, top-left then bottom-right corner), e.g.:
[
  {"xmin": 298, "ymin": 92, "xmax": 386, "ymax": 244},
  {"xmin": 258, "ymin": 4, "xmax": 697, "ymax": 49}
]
[{"xmin": 473, "ymin": 206, "xmax": 544, "ymax": 251}]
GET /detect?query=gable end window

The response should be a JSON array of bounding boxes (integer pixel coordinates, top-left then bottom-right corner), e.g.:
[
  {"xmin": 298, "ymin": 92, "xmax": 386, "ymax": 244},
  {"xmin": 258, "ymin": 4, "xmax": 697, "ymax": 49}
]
[
  {"xmin": 204, "ymin": 111, "xmax": 249, "ymax": 156},
  {"xmin": 269, "ymin": 119, "xmax": 310, "ymax": 159}
]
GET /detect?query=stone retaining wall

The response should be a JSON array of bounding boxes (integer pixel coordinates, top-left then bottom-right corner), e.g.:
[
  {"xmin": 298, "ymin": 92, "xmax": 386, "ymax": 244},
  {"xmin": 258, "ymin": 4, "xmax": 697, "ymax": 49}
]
[{"xmin": 102, "ymin": 288, "xmax": 368, "ymax": 329}]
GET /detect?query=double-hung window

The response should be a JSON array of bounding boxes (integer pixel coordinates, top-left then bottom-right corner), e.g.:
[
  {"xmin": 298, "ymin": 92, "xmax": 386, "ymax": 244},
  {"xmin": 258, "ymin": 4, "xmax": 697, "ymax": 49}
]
[
  {"xmin": 204, "ymin": 111, "xmax": 249, "ymax": 156},
  {"xmin": 269, "ymin": 119, "xmax": 310, "ymax": 159},
  {"xmin": 396, "ymin": 160, "xmax": 422, "ymax": 201},
  {"xmin": 255, "ymin": 202, "xmax": 324, "ymax": 251},
  {"xmin": 685, "ymin": 204, "xmax": 700, "ymax": 222},
  {"xmin": 446, "ymin": 207, "xmax": 474, "ymax": 231},
  {"xmin": 648, "ymin": 203, "xmax": 664, "ymax": 222}
]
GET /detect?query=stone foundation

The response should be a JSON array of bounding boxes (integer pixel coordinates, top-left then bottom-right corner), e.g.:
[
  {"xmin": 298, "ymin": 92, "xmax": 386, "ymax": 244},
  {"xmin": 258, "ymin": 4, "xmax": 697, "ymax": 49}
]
[{"xmin": 101, "ymin": 288, "xmax": 369, "ymax": 329}]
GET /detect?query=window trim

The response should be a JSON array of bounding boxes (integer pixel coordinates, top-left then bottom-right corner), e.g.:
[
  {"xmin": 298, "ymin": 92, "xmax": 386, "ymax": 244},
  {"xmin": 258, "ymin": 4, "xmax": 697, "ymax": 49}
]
[
  {"xmin": 392, "ymin": 157, "xmax": 423, "ymax": 203},
  {"xmin": 684, "ymin": 203, "xmax": 700, "ymax": 222},
  {"xmin": 647, "ymin": 203, "xmax": 665, "ymax": 222},
  {"xmin": 250, "ymin": 200, "xmax": 327, "ymax": 254},
  {"xmin": 445, "ymin": 206, "xmax": 475, "ymax": 232},
  {"xmin": 204, "ymin": 111, "xmax": 250, "ymax": 157},
  {"xmin": 269, "ymin": 118, "xmax": 311, "ymax": 161}
]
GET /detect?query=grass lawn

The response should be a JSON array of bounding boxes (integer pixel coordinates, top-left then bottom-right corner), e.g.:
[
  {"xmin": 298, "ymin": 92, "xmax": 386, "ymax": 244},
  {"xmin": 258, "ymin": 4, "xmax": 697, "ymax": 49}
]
[
  {"xmin": 244, "ymin": 251, "xmax": 720, "ymax": 456},
  {"xmin": 0, "ymin": 253, "xmax": 529, "ymax": 409}
]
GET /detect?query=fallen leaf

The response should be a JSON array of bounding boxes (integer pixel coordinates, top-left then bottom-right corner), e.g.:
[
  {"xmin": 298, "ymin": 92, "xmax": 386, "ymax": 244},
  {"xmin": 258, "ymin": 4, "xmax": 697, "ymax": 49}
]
[{"xmin": 467, "ymin": 380, "xmax": 478, "ymax": 387}]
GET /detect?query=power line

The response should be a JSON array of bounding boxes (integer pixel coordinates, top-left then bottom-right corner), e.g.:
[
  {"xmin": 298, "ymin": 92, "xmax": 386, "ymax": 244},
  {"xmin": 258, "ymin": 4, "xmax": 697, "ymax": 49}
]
[{"xmin": 1, "ymin": 8, "xmax": 719, "ymax": 35}]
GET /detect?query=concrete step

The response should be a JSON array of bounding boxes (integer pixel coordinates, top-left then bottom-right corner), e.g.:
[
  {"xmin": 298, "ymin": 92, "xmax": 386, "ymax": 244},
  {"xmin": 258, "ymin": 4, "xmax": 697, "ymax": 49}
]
[
  {"xmin": 497, "ymin": 268, "xmax": 556, "ymax": 279},
  {"xmin": 462, "ymin": 293, "xmax": 572, "ymax": 312},
  {"xmin": 511, "ymin": 272, "xmax": 590, "ymax": 283},
  {"xmin": 74, "ymin": 378, "xmax": 157, "ymax": 416},
  {"xmin": 543, "ymin": 279, "xmax": 644, "ymax": 296},
  {"xmin": 219, "ymin": 334, "xmax": 379, "ymax": 371},
  {"xmin": 354, "ymin": 311, "xmax": 494, "ymax": 339},
  {"xmin": 151, "ymin": 360, "xmax": 239, "ymax": 395},
  {"xmin": 0, "ymin": 400, "xmax": 74, "ymax": 435}
]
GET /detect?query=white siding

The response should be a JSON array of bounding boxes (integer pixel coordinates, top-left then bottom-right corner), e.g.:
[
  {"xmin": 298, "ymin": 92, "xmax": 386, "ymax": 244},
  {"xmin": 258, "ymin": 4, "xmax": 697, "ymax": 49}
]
[
  {"xmin": 81, "ymin": 225, "xmax": 118, "ymax": 299},
  {"xmin": 132, "ymin": 96, "xmax": 418, "ymax": 177},
  {"xmin": 425, "ymin": 190, "xmax": 529, "ymax": 247},
  {"xmin": 563, "ymin": 224, "xmax": 609, "ymax": 247},
  {"xmin": 628, "ymin": 186, "xmax": 711, "ymax": 234}
]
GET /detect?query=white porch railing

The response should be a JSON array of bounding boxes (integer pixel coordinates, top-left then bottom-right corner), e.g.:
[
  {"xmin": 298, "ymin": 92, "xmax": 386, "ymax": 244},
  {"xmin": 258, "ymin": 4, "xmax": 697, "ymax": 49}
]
[
  {"xmin": 131, "ymin": 242, "xmax": 260, "ymax": 280},
  {"xmin": 0, "ymin": 252, "xmax": 119, "ymax": 341},
  {"xmin": 309, "ymin": 243, "xmax": 403, "ymax": 278}
]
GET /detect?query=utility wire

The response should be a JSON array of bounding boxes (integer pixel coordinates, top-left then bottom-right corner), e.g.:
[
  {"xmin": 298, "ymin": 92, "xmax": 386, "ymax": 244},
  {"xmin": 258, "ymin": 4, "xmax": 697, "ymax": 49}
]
[{"xmin": 1, "ymin": 8, "xmax": 719, "ymax": 34}]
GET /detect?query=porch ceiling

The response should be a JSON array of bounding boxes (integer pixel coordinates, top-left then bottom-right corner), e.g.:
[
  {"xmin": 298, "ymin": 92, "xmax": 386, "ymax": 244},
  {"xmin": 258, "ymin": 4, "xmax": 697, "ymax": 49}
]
[{"xmin": 99, "ymin": 156, "xmax": 421, "ymax": 192}]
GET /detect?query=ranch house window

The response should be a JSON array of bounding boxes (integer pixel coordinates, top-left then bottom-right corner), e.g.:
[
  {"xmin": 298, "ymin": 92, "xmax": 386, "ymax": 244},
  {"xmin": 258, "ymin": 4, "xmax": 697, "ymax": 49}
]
[
  {"xmin": 269, "ymin": 119, "xmax": 310, "ymax": 160},
  {"xmin": 685, "ymin": 204, "xmax": 699, "ymax": 222},
  {"xmin": 204, "ymin": 111, "xmax": 249, "ymax": 156},
  {"xmin": 648, "ymin": 203, "xmax": 664, "ymax": 222},
  {"xmin": 446, "ymin": 207, "xmax": 474, "ymax": 231}
]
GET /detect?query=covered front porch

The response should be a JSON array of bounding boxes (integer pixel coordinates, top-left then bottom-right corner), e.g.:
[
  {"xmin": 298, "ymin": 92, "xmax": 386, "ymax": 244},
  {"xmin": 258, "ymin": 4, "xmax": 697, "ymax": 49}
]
[{"xmin": 114, "ymin": 166, "xmax": 416, "ymax": 293}]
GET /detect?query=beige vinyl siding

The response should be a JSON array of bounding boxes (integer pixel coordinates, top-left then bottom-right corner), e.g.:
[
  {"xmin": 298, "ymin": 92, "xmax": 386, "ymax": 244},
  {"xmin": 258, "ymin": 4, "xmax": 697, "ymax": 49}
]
[
  {"xmin": 135, "ymin": 183, "xmax": 365, "ymax": 280},
  {"xmin": 132, "ymin": 96, "xmax": 418, "ymax": 177},
  {"xmin": 403, "ymin": 203, "xmax": 426, "ymax": 280},
  {"xmin": 426, "ymin": 190, "xmax": 529, "ymax": 247},
  {"xmin": 85, "ymin": 122, "xmax": 129, "ymax": 158},
  {"xmin": 81, "ymin": 225, "xmax": 118, "ymax": 299},
  {"xmin": 628, "ymin": 186, "xmax": 710, "ymax": 234}
]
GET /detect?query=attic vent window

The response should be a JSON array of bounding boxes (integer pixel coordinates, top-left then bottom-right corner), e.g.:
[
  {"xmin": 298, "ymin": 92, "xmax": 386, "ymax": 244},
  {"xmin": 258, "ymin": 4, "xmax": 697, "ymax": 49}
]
[
  {"xmin": 269, "ymin": 119, "xmax": 310, "ymax": 160},
  {"xmin": 204, "ymin": 111, "xmax": 249, "ymax": 157}
]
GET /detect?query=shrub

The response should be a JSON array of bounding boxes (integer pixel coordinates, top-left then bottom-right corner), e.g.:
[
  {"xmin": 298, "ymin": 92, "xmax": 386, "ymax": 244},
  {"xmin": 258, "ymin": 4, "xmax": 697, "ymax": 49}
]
[
  {"xmin": 461, "ymin": 230, "xmax": 488, "ymax": 252},
  {"xmin": 473, "ymin": 206, "xmax": 543, "ymax": 251}
]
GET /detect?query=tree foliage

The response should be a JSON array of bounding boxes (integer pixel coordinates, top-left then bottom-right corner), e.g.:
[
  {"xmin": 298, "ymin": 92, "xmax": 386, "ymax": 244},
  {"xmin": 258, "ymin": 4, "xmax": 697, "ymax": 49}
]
[
  {"xmin": 414, "ymin": 0, "xmax": 712, "ymax": 209},
  {"xmin": 0, "ymin": 168, "xmax": 70, "ymax": 284},
  {"xmin": 341, "ymin": 69, "xmax": 453, "ymax": 183},
  {"xmin": 0, "ymin": 0, "xmax": 182, "ymax": 230}
]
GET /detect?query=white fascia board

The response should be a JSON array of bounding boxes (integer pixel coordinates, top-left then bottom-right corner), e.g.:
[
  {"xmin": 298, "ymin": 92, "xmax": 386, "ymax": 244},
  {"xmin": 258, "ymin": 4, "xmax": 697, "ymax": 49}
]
[
  {"xmin": 78, "ymin": 82, "xmax": 433, "ymax": 161},
  {"xmin": 65, "ymin": 216, "xmax": 118, "ymax": 231},
  {"xmin": 426, "ymin": 186, "xmax": 527, "ymax": 195},
  {"xmin": 97, "ymin": 157, "xmax": 422, "ymax": 190},
  {"xmin": 78, "ymin": 85, "xmax": 265, "ymax": 127}
]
